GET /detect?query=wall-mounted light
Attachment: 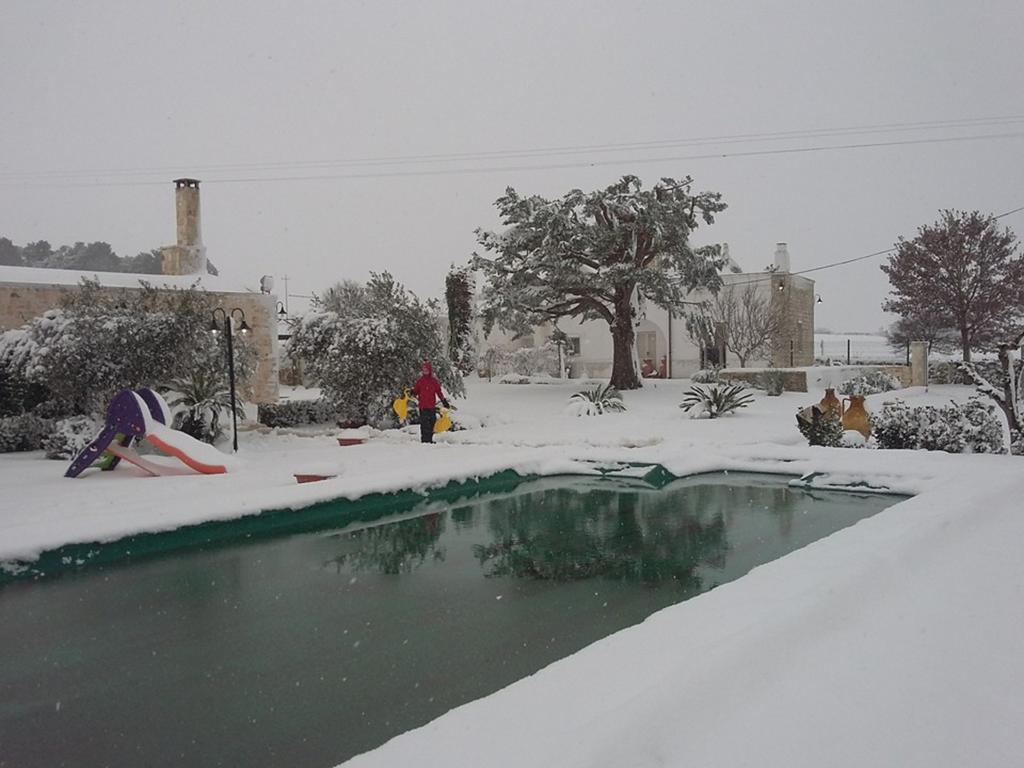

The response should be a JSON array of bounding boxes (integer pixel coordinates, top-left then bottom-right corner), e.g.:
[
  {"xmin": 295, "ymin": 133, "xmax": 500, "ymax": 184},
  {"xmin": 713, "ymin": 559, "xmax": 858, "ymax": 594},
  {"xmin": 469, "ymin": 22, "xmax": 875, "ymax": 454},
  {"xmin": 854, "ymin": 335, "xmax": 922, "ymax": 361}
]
[{"xmin": 816, "ymin": 294, "xmax": 823, "ymax": 304}]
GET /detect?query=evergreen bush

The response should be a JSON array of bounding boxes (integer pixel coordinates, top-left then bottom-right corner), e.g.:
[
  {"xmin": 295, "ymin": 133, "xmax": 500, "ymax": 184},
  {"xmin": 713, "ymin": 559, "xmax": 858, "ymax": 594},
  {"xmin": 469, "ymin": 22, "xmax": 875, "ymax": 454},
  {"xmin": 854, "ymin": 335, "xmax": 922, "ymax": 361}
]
[
  {"xmin": 760, "ymin": 368, "xmax": 786, "ymax": 396},
  {"xmin": 0, "ymin": 414, "xmax": 54, "ymax": 453},
  {"xmin": 838, "ymin": 371, "xmax": 902, "ymax": 396},
  {"xmin": 257, "ymin": 398, "xmax": 336, "ymax": 428},
  {"xmin": 796, "ymin": 405, "xmax": 843, "ymax": 447},
  {"xmin": 872, "ymin": 397, "xmax": 1005, "ymax": 454},
  {"xmin": 691, "ymin": 368, "xmax": 721, "ymax": 384},
  {"xmin": 43, "ymin": 416, "xmax": 102, "ymax": 460}
]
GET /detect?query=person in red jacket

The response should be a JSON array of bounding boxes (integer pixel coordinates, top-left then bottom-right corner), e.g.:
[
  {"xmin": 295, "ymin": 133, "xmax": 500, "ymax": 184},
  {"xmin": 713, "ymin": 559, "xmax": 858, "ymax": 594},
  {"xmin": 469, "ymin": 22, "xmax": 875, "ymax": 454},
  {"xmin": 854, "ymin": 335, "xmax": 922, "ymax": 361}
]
[{"xmin": 411, "ymin": 360, "xmax": 450, "ymax": 443}]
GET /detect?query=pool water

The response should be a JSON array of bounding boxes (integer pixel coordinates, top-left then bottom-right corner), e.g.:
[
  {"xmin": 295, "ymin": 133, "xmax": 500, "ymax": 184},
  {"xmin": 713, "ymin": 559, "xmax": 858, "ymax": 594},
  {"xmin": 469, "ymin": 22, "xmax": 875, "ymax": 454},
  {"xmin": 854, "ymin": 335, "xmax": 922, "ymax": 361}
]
[{"xmin": 0, "ymin": 472, "xmax": 903, "ymax": 768}]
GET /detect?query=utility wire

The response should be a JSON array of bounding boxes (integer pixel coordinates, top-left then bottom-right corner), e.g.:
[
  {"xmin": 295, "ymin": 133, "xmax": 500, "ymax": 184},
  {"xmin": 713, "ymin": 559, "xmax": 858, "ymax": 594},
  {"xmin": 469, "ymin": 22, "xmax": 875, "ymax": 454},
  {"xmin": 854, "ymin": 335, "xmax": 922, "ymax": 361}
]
[
  {"xmin": 721, "ymin": 203, "xmax": 1024, "ymax": 289},
  {"xmin": 4, "ymin": 129, "xmax": 1024, "ymax": 189},
  {"xmin": 4, "ymin": 114, "xmax": 1024, "ymax": 179},
  {"xmin": 3, "ymin": 115, "xmax": 1024, "ymax": 185}
]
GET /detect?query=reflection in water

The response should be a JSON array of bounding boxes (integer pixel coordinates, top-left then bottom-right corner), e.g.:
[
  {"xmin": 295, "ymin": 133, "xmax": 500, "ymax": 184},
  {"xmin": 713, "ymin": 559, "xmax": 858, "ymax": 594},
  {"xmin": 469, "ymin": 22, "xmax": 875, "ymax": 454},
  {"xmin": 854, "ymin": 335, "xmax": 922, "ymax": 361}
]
[
  {"xmin": 474, "ymin": 487, "xmax": 727, "ymax": 589},
  {"xmin": 0, "ymin": 473, "xmax": 903, "ymax": 768},
  {"xmin": 328, "ymin": 510, "xmax": 446, "ymax": 574}
]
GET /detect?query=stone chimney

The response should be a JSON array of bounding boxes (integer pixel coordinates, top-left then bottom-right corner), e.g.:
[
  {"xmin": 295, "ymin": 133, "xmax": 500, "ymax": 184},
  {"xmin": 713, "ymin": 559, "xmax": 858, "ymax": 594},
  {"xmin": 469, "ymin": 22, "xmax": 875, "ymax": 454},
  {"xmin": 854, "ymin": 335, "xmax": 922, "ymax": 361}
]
[
  {"xmin": 773, "ymin": 242, "xmax": 791, "ymax": 273},
  {"xmin": 161, "ymin": 178, "xmax": 208, "ymax": 275}
]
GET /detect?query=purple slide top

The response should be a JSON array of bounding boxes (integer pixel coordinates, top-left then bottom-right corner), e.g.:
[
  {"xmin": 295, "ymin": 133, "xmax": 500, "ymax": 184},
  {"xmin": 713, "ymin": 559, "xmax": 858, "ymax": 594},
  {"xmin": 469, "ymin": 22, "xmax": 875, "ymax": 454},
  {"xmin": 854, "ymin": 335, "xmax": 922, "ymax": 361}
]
[{"xmin": 65, "ymin": 390, "xmax": 149, "ymax": 478}]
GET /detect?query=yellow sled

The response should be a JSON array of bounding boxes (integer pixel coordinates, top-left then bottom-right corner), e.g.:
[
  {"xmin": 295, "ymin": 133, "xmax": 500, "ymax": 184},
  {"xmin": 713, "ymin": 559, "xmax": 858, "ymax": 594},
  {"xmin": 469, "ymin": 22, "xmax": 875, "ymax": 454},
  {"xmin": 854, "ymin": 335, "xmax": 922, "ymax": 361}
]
[
  {"xmin": 393, "ymin": 389, "xmax": 412, "ymax": 421},
  {"xmin": 394, "ymin": 389, "xmax": 453, "ymax": 433},
  {"xmin": 434, "ymin": 407, "xmax": 452, "ymax": 434}
]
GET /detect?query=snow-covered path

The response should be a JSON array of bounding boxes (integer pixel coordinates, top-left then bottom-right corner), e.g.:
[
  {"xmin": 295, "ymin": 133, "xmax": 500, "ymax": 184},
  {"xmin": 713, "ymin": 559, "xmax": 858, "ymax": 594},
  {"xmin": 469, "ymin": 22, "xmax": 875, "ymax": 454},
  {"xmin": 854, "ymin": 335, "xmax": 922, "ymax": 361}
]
[{"xmin": 3, "ymin": 379, "xmax": 1022, "ymax": 767}]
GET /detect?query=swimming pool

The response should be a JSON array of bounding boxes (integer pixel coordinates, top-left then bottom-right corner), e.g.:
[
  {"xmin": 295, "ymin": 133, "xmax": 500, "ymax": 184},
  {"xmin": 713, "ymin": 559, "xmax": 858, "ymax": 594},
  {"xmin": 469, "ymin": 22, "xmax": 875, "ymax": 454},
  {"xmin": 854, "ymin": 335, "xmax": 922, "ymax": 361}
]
[{"xmin": 0, "ymin": 471, "xmax": 904, "ymax": 767}]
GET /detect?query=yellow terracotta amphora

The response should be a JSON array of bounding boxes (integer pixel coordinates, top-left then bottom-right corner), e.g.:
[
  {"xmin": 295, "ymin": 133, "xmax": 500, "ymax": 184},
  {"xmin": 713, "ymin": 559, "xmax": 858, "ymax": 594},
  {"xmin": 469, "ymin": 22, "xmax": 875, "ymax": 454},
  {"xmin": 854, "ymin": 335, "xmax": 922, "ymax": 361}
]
[
  {"xmin": 841, "ymin": 394, "xmax": 871, "ymax": 439},
  {"xmin": 819, "ymin": 388, "xmax": 843, "ymax": 418}
]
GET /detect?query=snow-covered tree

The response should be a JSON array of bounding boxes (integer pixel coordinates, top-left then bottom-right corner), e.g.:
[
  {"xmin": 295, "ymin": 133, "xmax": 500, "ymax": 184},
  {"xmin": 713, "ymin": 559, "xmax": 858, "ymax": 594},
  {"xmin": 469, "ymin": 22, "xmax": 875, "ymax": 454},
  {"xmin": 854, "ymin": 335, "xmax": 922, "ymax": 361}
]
[
  {"xmin": 959, "ymin": 328, "xmax": 1024, "ymax": 453},
  {"xmin": 0, "ymin": 280, "xmax": 253, "ymax": 417},
  {"xmin": 445, "ymin": 266, "xmax": 476, "ymax": 375},
  {"xmin": 882, "ymin": 210, "xmax": 1024, "ymax": 362},
  {"xmin": 474, "ymin": 175, "xmax": 727, "ymax": 389},
  {"xmin": 689, "ymin": 281, "xmax": 782, "ymax": 368},
  {"xmin": 288, "ymin": 272, "xmax": 464, "ymax": 427}
]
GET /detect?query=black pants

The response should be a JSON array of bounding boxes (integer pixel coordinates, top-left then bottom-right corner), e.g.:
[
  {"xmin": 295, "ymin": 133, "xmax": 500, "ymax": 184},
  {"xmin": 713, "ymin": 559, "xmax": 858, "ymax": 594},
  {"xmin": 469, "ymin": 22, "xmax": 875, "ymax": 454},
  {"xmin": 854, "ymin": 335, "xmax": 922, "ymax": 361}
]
[{"xmin": 419, "ymin": 407, "xmax": 436, "ymax": 443}]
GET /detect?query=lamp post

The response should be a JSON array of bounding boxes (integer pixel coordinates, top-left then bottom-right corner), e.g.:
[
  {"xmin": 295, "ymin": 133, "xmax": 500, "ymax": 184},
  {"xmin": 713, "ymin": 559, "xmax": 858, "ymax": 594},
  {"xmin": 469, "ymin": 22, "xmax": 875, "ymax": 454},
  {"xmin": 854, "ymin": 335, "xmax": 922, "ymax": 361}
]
[{"xmin": 210, "ymin": 307, "xmax": 250, "ymax": 452}]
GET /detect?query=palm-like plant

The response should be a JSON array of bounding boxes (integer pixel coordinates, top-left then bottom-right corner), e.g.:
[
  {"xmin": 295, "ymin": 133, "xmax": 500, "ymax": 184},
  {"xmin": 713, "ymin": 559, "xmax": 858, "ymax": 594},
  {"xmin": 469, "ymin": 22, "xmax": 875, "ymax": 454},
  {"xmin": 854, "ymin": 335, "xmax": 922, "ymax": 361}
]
[
  {"xmin": 164, "ymin": 369, "xmax": 235, "ymax": 443},
  {"xmin": 679, "ymin": 384, "xmax": 754, "ymax": 418},
  {"xmin": 567, "ymin": 384, "xmax": 627, "ymax": 416}
]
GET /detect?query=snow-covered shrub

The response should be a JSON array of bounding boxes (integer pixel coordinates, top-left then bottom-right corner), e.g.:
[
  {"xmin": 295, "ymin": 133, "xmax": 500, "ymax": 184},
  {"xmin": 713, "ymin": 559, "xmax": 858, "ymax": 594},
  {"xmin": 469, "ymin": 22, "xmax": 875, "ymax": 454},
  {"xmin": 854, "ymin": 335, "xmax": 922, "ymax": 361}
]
[
  {"xmin": 680, "ymin": 384, "xmax": 754, "ymax": 419},
  {"xmin": 0, "ymin": 330, "xmax": 53, "ymax": 417},
  {"xmin": 919, "ymin": 398, "xmax": 1004, "ymax": 454},
  {"xmin": 43, "ymin": 415, "xmax": 102, "ymax": 459},
  {"xmin": 838, "ymin": 371, "xmax": 902, "ymax": 396},
  {"xmin": 288, "ymin": 273, "xmax": 464, "ymax": 429},
  {"xmin": 480, "ymin": 342, "xmax": 567, "ymax": 379},
  {"xmin": 691, "ymin": 368, "xmax": 721, "ymax": 384},
  {"xmin": 873, "ymin": 397, "xmax": 1005, "ymax": 454},
  {"xmin": 871, "ymin": 400, "xmax": 920, "ymax": 449},
  {"xmin": 795, "ymin": 405, "xmax": 843, "ymax": 447},
  {"xmin": 3, "ymin": 281, "xmax": 255, "ymax": 417},
  {"xmin": 760, "ymin": 368, "xmax": 785, "ymax": 396},
  {"xmin": 0, "ymin": 414, "xmax": 53, "ymax": 453},
  {"xmin": 566, "ymin": 384, "xmax": 626, "ymax": 416},
  {"xmin": 257, "ymin": 398, "xmax": 336, "ymax": 428}
]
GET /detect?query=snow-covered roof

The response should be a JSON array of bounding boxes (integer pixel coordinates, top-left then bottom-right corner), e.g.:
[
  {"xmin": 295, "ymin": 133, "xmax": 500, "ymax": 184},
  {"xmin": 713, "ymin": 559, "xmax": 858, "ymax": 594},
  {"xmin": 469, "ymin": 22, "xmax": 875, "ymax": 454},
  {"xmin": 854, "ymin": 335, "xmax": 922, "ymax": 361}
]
[{"xmin": 0, "ymin": 264, "xmax": 250, "ymax": 294}]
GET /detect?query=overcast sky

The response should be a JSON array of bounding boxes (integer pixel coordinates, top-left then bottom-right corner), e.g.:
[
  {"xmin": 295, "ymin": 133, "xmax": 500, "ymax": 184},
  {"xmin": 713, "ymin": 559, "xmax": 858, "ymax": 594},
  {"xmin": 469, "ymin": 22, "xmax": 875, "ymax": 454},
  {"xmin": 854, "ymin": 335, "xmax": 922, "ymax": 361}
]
[{"xmin": 2, "ymin": 0, "xmax": 1022, "ymax": 331}]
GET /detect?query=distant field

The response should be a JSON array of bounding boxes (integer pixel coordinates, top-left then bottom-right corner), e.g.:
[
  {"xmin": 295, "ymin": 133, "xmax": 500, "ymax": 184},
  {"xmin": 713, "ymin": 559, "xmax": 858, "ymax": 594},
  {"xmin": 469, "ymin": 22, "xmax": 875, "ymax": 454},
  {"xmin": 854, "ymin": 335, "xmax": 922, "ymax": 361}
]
[{"xmin": 813, "ymin": 334, "xmax": 959, "ymax": 363}]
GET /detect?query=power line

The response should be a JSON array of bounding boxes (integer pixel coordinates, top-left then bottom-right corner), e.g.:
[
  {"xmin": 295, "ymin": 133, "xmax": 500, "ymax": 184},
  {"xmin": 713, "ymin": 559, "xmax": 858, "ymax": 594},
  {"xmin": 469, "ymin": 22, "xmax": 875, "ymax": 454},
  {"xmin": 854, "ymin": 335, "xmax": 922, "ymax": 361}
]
[
  {"xmin": 723, "ymin": 203, "xmax": 1024, "ymax": 289},
  {"xmin": 5, "ymin": 114, "xmax": 1024, "ymax": 179},
  {"xmin": 4, "ymin": 129, "xmax": 1024, "ymax": 189}
]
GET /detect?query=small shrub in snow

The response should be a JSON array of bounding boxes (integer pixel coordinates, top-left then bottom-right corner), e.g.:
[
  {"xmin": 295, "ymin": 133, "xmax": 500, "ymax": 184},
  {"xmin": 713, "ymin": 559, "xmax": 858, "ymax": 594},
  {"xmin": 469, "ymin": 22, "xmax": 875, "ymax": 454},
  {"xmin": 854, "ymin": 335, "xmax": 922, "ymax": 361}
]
[
  {"xmin": 0, "ymin": 414, "xmax": 54, "ymax": 453},
  {"xmin": 872, "ymin": 397, "xmax": 1005, "ymax": 454},
  {"xmin": 838, "ymin": 371, "xmax": 902, "ymax": 396},
  {"xmin": 795, "ymin": 405, "xmax": 843, "ymax": 447},
  {"xmin": 680, "ymin": 384, "xmax": 754, "ymax": 419},
  {"xmin": 691, "ymin": 368, "xmax": 721, "ymax": 384},
  {"xmin": 257, "ymin": 398, "xmax": 336, "ymax": 428},
  {"xmin": 760, "ymin": 368, "xmax": 786, "ymax": 396},
  {"xmin": 871, "ymin": 400, "xmax": 919, "ymax": 449},
  {"xmin": 43, "ymin": 415, "xmax": 102, "ymax": 460},
  {"xmin": 566, "ymin": 384, "xmax": 626, "ymax": 416},
  {"xmin": 480, "ymin": 342, "xmax": 568, "ymax": 379}
]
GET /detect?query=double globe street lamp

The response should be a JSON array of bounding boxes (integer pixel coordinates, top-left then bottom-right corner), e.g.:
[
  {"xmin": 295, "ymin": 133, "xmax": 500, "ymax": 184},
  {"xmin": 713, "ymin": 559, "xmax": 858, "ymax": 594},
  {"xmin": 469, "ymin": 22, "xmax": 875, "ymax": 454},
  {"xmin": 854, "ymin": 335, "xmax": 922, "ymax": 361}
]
[{"xmin": 210, "ymin": 307, "xmax": 250, "ymax": 452}]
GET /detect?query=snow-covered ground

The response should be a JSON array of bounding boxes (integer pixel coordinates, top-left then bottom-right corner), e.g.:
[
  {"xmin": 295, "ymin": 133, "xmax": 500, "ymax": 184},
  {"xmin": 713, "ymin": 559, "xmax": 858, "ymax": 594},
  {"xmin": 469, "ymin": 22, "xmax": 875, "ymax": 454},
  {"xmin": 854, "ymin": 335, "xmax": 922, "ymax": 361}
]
[{"xmin": 2, "ymin": 377, "xmax": 1022, "ymax": 767}]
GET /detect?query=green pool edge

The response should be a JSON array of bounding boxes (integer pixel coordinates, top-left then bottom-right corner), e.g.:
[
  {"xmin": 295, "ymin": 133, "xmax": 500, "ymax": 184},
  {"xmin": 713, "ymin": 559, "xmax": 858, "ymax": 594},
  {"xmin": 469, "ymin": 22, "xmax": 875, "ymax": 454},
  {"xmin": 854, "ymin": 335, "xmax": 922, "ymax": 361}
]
[{"xmin": 0, "ymin": 463, "xmax": 906, "ymax": 585}]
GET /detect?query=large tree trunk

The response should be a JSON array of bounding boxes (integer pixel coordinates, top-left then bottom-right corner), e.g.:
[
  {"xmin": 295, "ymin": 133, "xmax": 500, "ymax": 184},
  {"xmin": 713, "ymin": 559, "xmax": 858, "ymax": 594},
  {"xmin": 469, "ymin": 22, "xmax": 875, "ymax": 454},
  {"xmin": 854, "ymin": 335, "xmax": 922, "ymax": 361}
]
[
  {"xmin": 961, "ymin": 327, "xmax": 971, "ymax": 362},
  {"xmin": 610, "ymin": 287, "xmax": 642, "ymax": 390}
]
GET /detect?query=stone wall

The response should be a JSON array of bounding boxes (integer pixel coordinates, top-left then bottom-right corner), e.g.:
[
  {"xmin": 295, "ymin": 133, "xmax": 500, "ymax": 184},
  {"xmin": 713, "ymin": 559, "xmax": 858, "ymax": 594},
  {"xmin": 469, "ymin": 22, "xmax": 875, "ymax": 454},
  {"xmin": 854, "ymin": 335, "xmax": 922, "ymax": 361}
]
[
  {"xmin": 770, "ymin": 275, "xmax": 815, "ymax": 367},
  {"xmin": 0, "ymin": 281, "xmax": 279, "ymax": 403}
]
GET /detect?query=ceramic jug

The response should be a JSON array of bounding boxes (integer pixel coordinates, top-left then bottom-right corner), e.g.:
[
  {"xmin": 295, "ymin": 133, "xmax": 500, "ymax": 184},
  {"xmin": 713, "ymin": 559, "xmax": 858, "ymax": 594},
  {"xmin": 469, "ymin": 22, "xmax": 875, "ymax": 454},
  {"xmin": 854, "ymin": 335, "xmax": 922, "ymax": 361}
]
[
  {"xmin": 841, "ymin": 394, "xmax": 871, "ymax": 439},
  {"xmin": 819, "ymin": 388, "xmax": 842, "ymax": 417}
]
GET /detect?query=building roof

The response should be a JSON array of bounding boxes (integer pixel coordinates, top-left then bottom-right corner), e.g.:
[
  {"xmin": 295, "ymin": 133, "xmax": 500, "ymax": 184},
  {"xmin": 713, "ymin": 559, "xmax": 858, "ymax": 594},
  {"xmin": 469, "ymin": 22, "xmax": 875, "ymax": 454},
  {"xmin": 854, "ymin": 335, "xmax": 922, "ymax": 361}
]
[{"xmin": 0, "ymin": 264, "xmax": 251, "ymax": 294}]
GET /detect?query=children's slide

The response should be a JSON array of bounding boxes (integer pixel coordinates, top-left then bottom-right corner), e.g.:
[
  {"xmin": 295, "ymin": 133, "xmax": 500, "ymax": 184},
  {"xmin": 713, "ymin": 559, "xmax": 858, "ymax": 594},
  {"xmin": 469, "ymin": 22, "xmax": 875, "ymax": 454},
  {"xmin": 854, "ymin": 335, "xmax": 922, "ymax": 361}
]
[{"xmin": 66, "ymin": 388, "xmax": 229, "ymax": 478}]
